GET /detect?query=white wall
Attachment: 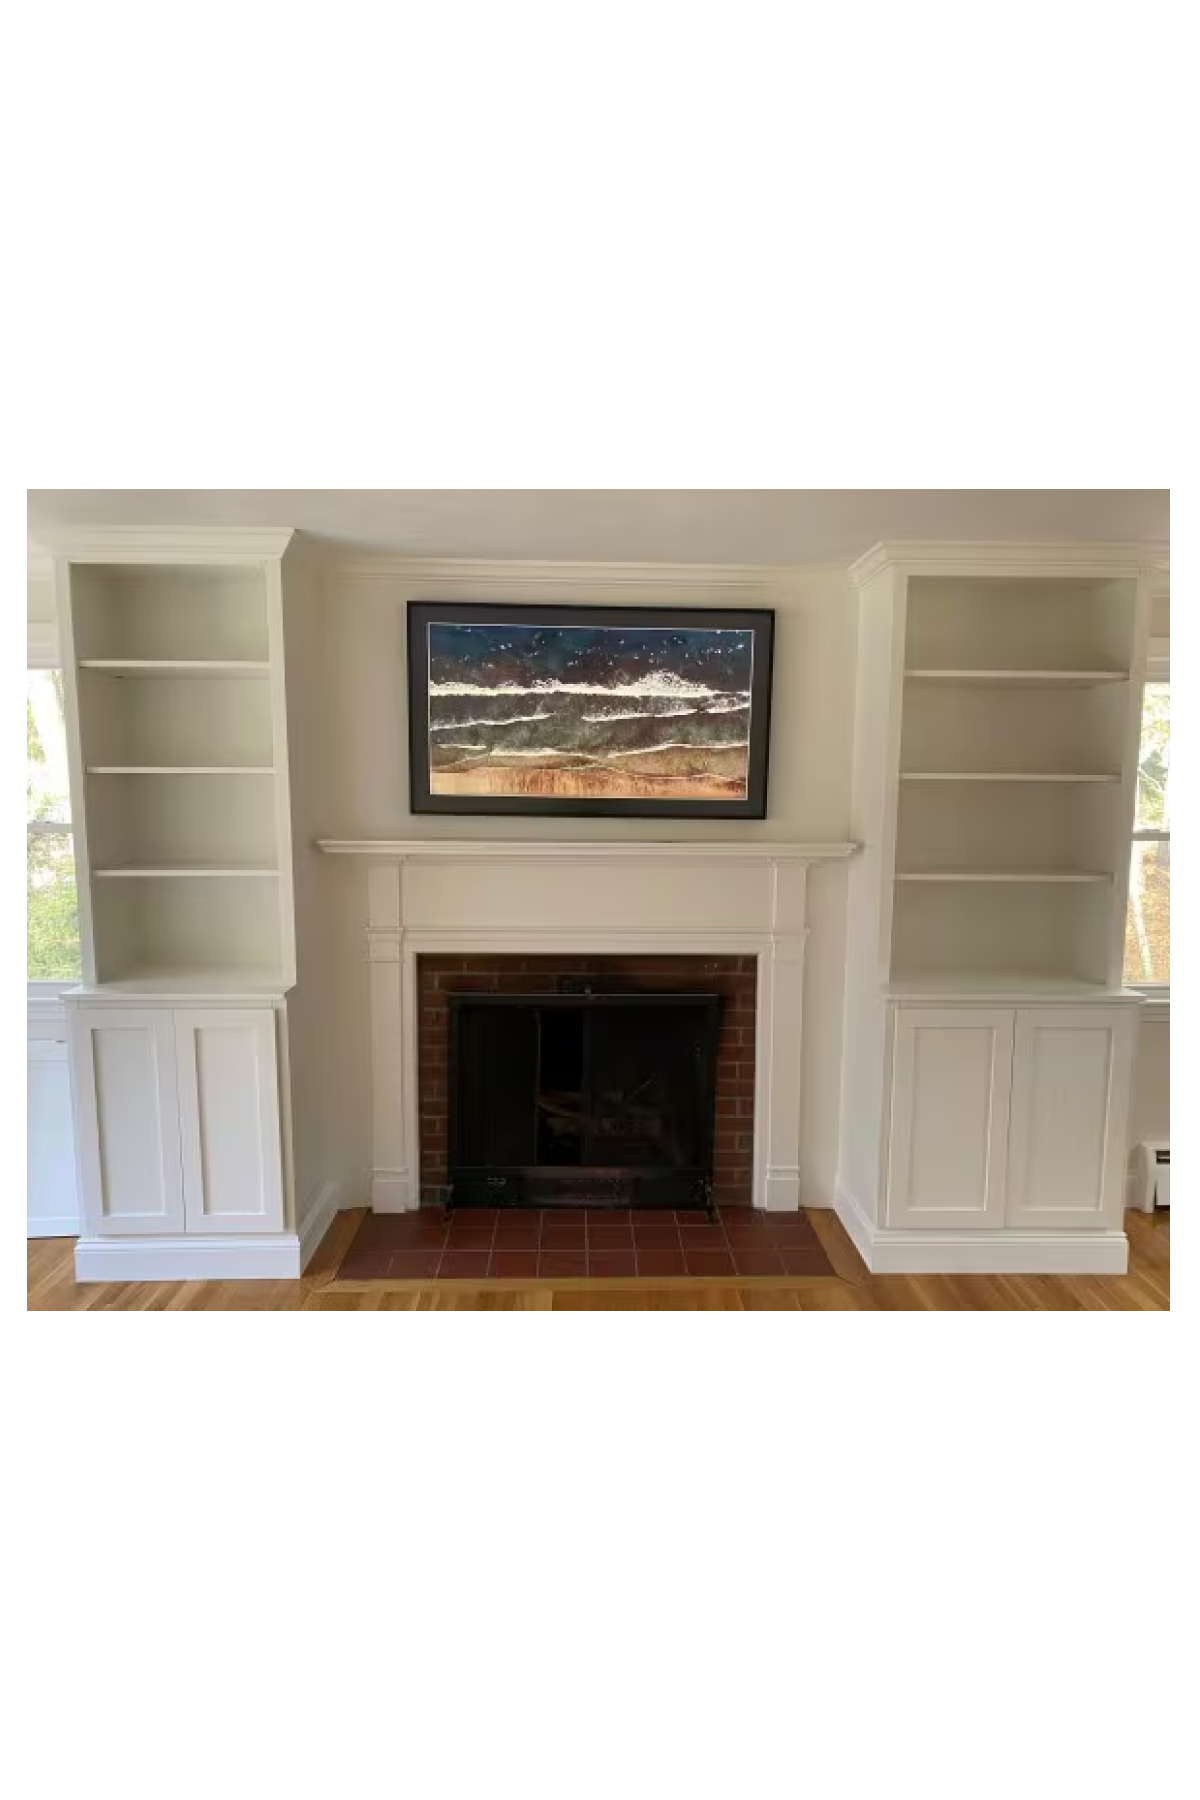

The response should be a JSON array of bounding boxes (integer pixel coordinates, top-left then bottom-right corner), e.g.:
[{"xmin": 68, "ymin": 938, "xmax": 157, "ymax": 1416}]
[{"xmin": 314, "ymin": 559, "xmax": 859, "ymax": 1205}]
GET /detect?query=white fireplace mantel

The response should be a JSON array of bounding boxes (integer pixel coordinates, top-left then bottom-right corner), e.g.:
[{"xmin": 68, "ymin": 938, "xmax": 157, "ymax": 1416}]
[{"xmin": 317, "ymin": 838, "xmax": 857, "ymax": 1212}]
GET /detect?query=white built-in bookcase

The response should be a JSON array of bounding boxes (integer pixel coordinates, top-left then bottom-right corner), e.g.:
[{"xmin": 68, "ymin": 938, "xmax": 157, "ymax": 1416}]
[
  {"xmin": 863, "ymin": 556, "xmax": 1150, "ymax": 992},
  {"xmin": 836, "ymin": 543, "xmax": 1158, "ymax": 1272},
  {"xmin": 53, "ymin": 534, "xmax": 296, "ymax": 992}
]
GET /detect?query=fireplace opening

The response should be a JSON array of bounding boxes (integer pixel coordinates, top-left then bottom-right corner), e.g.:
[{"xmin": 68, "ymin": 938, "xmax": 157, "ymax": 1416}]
[{"xmin": 449, "ymin": 992, "xmax": 721, "ymax": 1210}]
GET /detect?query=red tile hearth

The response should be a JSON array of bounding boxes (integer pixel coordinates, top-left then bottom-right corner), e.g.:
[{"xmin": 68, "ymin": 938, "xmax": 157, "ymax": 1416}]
[{"xmin": 336, "ymin": 1207, "xmax": 835, "ymax": 1281}]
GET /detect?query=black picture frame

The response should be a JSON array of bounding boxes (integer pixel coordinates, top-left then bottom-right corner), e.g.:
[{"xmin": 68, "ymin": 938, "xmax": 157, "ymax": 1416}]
[{"xmin": 407, "ymin": 600, "xmax": 775, "ymax": 819}]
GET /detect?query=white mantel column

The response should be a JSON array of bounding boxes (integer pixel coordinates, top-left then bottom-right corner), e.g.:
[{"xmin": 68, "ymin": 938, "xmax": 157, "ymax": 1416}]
[
  {"xmin": 758, "ymin": 860, "xmax": 810, "ymax": 1210},
  {"xmin": 366, "ymin": 861, "xmax": 418, "ymax": 1211}
]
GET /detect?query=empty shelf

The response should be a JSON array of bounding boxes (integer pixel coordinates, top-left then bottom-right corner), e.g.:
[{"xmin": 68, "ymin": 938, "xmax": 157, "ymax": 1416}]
[
  {"xmin": 900, "ymin": 771, "xmax": 1121, "ymax": 783},
  {"xmin": 92, "ymin": 864, "xmax": 279, "ymax": 879},
  {"xmin": 86, "ymin": 765, "xmax": 274, "ymax": 775},
  {"xmin": 78, "ymin": 660, "xmax": 271, "ymax": 678},
  {"xmin": 895, "ymin": 868, "xmax": 1112, "ymax": 884},
  {"xmin": 905, "ymin": 668, "xmax": 1128, "ymax": 686}
]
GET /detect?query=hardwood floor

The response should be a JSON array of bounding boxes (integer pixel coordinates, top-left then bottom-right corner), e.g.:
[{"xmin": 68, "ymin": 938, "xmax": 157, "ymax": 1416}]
[{"xmin": 27, "ymin": 1206, "xmax": 1170, "ymax": 1310}]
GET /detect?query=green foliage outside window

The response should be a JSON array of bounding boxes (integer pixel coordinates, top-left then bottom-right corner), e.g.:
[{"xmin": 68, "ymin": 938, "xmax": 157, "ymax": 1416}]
[{"xmin": 27, "ymin": 671, "xmax": 81, "ymax": 980}]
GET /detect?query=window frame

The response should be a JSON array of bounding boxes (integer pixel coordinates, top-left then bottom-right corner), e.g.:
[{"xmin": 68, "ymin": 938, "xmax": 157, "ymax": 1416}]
[
  {"xmin": 27, "ymin": 607, "xmax": 81, "ymax": 999},
  {"xmin": 1126, "ymin": 644, "xmax": 1169, "ymax": 1000}
]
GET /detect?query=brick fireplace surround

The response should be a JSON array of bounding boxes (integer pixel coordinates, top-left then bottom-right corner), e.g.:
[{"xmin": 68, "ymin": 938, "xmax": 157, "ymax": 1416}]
[{"xmin": 417, "ymin": 955, "xmax": 756, "ymax": 1207}]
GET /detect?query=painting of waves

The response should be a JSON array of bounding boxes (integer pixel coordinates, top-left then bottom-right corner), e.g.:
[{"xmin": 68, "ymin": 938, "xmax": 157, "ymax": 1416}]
[{"xmin": 426, "ymin": 621, "xmax": 755, "ymax": 801}]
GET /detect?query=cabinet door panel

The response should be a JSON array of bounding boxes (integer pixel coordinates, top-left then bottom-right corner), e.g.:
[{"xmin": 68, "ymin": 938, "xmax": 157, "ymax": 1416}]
[
  {"xmin": 71, "ymin": 1008, "xmax": 183, "ymax": 1235},
  {"xmin": 886, "ymin": 1008, "xmax": 1013, "ymax": 1229},
  {"xmin": 175, "ymin": 1009, "xmax": 283, "ymax": 1234},
  {"xmin": 1007, "ymin": 1008, "xmax": 1135, "ymax": 1228}
]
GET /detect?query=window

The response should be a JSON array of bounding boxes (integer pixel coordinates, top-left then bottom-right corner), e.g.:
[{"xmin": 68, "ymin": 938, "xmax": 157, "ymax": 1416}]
[
  {"xmin": 27, "ymin": 669, "xmax": 81, "ymax": 980},
  {"xmin": 1123, "ymin": 679, "xmax": 1169, "ymax": 987}
]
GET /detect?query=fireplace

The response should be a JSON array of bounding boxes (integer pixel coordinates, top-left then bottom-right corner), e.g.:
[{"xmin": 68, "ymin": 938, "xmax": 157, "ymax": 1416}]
[
  {"xmin": 319, "ymin": 838, "xmax": 855, "ymax": 1214},
  {"xmin": 418, "ymin": 954, "xmax": 756, "ymax": 1207},
  {"xmin": 448, "ymin": 990, "xmax": 721, "ymax": 1211}
]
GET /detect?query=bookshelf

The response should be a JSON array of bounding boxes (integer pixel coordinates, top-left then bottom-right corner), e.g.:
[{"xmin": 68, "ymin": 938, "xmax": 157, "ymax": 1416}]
[
  {"xmin": 889, "ymin": 570, "xmax": 1142, "ymax": 987},
  {"xmin": 55, "ymin": 536, "xmax": 295, "ymax": 991},
  {"xmin": 837, "ymin": 543, "xmax": 1154, "ymax": 1272}
]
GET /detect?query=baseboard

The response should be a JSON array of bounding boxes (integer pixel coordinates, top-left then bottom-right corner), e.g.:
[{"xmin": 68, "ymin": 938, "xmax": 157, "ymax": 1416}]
[
  {"xmin": 371, "ymin": 1169, "xmax": 419, "ymax": 1212},
  {"xmin": 297, "ymin": 1179, "xmax": 357, "ymax": 1271},
  {"xmin": 75, "ymin": 1234, "xmax": 303, "ymax": 1283},
  {"xmin": 762, "ymin": 1168, "xmax": 802, "ymax": 1211},
  {"xmin": 833, "ymin": 1188, "xmax": 1129, "ymax": 1275},
  {"xmin": 28, "ymin": 1214, "xmax": 83, "ymax": 1239}
]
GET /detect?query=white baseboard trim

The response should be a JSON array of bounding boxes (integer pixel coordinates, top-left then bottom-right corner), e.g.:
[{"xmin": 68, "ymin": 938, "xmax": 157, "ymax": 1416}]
[
  {"xmin": 28, "ymin": 1214, "xmax": 83, "ymax": 1239},
  {"xmin": 833, "ymin": 1188, "xmax": 1129, "ymax": 1275},
  {"xmin": 297, "ymin": 1179, "xmax": 358, "ymax": 1271},
  {"xmin": 762, "ymin": 1169, "xmax": 802, "ymax": 1211},
  {"xmin": 75, "ymin": 1233, "xmax": 303, "ymax": 1283},
  {"xmin": 371, "ymin": 1169, "xmax": 419, "ymax": 1212}
]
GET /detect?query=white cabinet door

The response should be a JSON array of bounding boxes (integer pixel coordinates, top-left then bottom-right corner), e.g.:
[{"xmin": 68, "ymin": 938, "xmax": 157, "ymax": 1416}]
[
  {"xmin": 174, "ymin": 1009, "xmax": 283, "ymax": 1234},
  {"xmin": 886, "ymin": 1008, "xmax": 1014, "ymax": 1229},
  {"xmin": 70, "ymin": 1008, "xmax": 184, "ymax": 1236},
  {"xmin": 1007, "ymin": 1007, "xmax": 1136, "ymax": 1229}
]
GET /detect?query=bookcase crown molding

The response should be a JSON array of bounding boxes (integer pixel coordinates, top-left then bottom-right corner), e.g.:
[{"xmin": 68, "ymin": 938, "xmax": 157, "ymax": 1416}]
[{"xmin": 849, "ymin": 540, "xmax": 1168, "ymax": 587}]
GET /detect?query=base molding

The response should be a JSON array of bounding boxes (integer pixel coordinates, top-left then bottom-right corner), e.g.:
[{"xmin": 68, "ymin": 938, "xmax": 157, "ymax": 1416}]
[
  {"xmin": 297, "ymin": 1179, "xmax": 357, "ymax": 1271},
  {"xmin": 833, "ymin": 1189, "xmax": 1129, "ymax": 1275},
  {"xmin": 762, "ymin": 1170, "xmax": 802, "ymax": 1211},
  {"xmin": 75, "ymin": 1233, "xmax": 303, "ymax": 1283},
  {"xmin": 28, "ymin": 1214, "xmax": 84, "ymax": 1239},
  {"xmin": 371, "ymin": 1169, "xmax": 419, "ymax": 1212}
]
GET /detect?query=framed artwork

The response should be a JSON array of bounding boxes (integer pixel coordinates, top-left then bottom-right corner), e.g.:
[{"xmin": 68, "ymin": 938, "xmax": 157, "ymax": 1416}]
[{"xmin": 407, "ymin": 601, "xmax": 775, "ymax": 818}]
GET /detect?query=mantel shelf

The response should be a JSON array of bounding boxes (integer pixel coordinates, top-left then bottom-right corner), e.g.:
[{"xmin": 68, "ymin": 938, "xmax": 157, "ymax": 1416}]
[{"xmin": 317, "ymin": 838, "xmax": 859, "ymax": 864}]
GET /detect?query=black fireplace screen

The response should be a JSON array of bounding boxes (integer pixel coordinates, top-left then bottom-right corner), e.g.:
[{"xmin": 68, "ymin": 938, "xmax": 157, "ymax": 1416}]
[{"xmin": 448, "ymin": 993, "xmax": 721, "ymax": 1208}]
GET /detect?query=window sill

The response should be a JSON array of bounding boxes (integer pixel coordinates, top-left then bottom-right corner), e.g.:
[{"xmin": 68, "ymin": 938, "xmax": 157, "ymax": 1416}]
[
  {"xmin": 27, "ymin": 981, "xmax": 77, "ymax": 1035},
  {"xmin": 1132, "ymin": 987, "xmax": 1169, "ymax": 1023}
]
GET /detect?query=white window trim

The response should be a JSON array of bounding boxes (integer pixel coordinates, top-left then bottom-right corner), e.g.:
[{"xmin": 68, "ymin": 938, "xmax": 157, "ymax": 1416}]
[{"xmin": 1129, "ymin": 643, "xmax": 1169, "ymax": 1004}]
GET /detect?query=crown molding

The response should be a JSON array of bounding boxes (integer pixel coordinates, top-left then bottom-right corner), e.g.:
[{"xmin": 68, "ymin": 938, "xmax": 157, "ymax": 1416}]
[
  {"xmin": 327, "ymin": 555, "xmax": 779, "ymax": 594},
  {"xmin": 34, "ymin": 526, "xmax": 295, "ymax": 564},
  {"xmin": 849, "ymin": 539, "xmax": 1169, "ymax": 586}
]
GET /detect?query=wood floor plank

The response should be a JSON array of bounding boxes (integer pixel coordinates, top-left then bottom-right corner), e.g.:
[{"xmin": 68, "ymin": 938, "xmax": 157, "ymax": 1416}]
[{"xmin": 28, "ymin": 1207, "xmax": 1169, "ymax": 1311}]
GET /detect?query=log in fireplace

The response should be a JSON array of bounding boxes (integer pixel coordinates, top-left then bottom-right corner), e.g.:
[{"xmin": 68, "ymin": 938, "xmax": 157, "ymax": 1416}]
[{"xmin": 448, "ymin": 991, "xmax": 721, "ymax": 1212}]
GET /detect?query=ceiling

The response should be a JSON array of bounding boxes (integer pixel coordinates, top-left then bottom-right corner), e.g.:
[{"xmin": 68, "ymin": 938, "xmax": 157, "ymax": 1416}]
[{"xmin": 27, "ymin": 489, "xmax": 1169, "ymax": 567}]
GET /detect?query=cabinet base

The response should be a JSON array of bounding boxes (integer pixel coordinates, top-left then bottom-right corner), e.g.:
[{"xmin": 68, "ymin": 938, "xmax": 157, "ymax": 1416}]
[
  {"xmin": 834, "ymin": 1189, "xmax": 1129, "ymax": 1275},
  {"xmin": 75, "ymin": 1233, "xmax": 303, "ymax": 1283}
]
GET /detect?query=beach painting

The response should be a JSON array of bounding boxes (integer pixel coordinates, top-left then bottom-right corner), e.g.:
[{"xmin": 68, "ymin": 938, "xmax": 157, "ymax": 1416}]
[{"xmin": 408, "ymin": 604, "xmax": 774, "ymax": 816}]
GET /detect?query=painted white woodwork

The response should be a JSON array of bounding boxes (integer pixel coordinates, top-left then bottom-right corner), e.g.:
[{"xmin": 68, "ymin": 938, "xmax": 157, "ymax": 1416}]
[
  {"xmin": 50, "ymin": 530, "xmax": 297, "ymax": 991},
  {"xmin": 70, "ymin": 1007, "xmax": 184, "ymax": 1236},
  {"xmin": 1007, "ymin": 1007, "xmax": 1136, "ymax": 1230},
  {"xmin": 886, "ymin": 1008, "xmax": 1013, "ymax": 1229},
  {"xmin": 320, "ymin": 839, "xmax": 856, "ymax": 1213},
  {"xmin": 833, "ymin": 1186, "xmax": 1130, "ymax": 1275},
  {"xmin": 174, "ymin": 1010, "xmax": 284, "ymax": 1233},
  {"xmin": 837, "ymin": 542, "xmax": 1155, "ymax": 1271},
  {"xmin": 27, "ymin": 1036, "xmax": 81, "ymax": 1236},
  {"xmin": 40, "ymin": 528, "xmax": 364, "ymax": 1282},
  {"xmin": 905, "ymin": 669, "xmax": 1130, "ymax": 686}
]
